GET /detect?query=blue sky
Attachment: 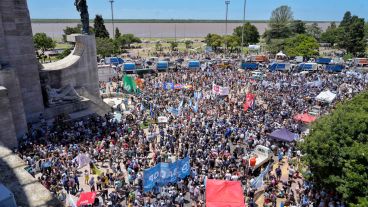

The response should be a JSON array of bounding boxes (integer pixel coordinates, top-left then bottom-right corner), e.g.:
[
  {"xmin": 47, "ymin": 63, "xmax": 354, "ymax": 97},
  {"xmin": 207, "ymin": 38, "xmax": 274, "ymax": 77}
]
[{"xmin": 27, "ymin": 0, "xmax": 368, "ymax": 21}]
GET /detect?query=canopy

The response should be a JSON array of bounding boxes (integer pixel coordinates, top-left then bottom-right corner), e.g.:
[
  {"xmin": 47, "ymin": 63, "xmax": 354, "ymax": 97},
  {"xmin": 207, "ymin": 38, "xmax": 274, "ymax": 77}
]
[
  {"xmin": 77, "ymin": 192, "xmax": 97, "ymax": 207},
  {"xmin": 316, "ymin": 58, "xmax": 332, "ymax": 64},
  {"xmin": 298, "ymin": 63, "xmax": 317, "ymax": 71},
  {"xmin": 269, "ymin": 63, "xmax": 289, "ymax": 71},
  {"xmin": 206, "ymin": 179, "xmax": 245, "ymax": 207},
  {"xmin": 188, "ymin": 60, "xmax": 200, "ymax": 69},
  {"xmin": 241, "ymin": 62, "xmax": 258, "ymax": 70},
  {"xmin": 269, "ymin": 128, "xmax": 298, "ymax": 142},
  {"xmin": 325, "ymin": 64, "xmax": 344, "ymax": 73},
  {"xmin": 276, "ymin": 51, "xmax": 286, "ymax": 57},
  {"xmin": 316, "ymin": 90, "xmax": 336, "ymax": 103},
  {"xmin": 156, "ymin": 61, "xmax": 169, "ymax": 70},
  {"xmin": 294, "ymin": 113, "xmax": 316, "ymax": 123}
]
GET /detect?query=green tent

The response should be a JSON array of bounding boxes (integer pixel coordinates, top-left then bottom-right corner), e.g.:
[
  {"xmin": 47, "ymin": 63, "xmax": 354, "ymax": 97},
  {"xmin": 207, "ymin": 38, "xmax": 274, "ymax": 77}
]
[{"xmin": 123, "ymin": 75, "xmax": 137, "ymax": 93}]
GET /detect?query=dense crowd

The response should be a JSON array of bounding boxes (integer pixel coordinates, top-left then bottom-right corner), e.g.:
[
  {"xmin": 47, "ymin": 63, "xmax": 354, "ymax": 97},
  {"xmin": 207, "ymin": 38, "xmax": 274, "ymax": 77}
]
[{"xmin": 18, "ymin": 62, "xmax": 367, "ymax": 207}]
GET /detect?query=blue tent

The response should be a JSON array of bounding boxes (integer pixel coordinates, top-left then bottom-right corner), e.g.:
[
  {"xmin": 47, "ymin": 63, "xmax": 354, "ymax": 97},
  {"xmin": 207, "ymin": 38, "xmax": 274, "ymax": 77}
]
[
  {"xmin": 325, "ymin": 64, "xmax": 344, "ymax": 72},
  {"xmin": 316, "ymin": 58, "xmax": 332, "ymax": 64},
  {"xmin": 123, "ymin": 63, "xmax": 136, "ymax": 73},
  {"xmin": 156, "ymin": 61, "xmax": 169, "ymax": 71},
  {"xmin": 269, "ymin": 128, "xmax": 298, "ymax": 142},
  {"xmin": 269, "ymin": 63, "xmax": 288, "ymax": 72},
  {"xmin": 188, "ymin": 60, "xmax": 200, "ymax": 69},
  {"xmin": 241, "ymin": 62, "xmax": 258, "ymax": 70},
  {"xmin": 297, "ymin": 63, "xmax": 317, "ymax": 71},
  {"xmin": 110, "ymin": 57, "xmax": 124, "ymax": 66}
]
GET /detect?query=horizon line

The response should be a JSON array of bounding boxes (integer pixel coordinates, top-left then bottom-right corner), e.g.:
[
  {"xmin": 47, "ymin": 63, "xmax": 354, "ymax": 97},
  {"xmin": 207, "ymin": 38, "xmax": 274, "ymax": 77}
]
[{"xmin": 31, "ymin": 18, "xmax": 339, "ymax": 24}]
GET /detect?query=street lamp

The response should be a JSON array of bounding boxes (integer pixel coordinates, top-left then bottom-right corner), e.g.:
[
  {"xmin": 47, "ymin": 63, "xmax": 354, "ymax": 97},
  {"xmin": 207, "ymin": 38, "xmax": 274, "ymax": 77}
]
[
  {"xmin": 225, "ymin": 0, "xmax": 230, "ymax": 54},
  {"xmin": 109, "ymin": 0, "xmax": 115, "ymax": 39},
  {"xmin": 225, "ymin": 0, "xmax": 230, "ymax": 35},
  {"xmin": 241, "ymin": 0, "xmax": 247, "ymax": 58}
]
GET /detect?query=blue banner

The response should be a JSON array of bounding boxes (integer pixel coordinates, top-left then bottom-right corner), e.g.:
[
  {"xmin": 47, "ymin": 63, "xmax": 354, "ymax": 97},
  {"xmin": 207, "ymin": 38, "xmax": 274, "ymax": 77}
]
[
  {"xmin": 177, "ymin": 157, "xmax": 191, "ymax": 179},
  {"xmin": 143, "ymin": 157, "xmax": 190, "ymax": 192},
  {"xmin": 143, "ymin": 164, "xmax": 160, "ymax": 192}
]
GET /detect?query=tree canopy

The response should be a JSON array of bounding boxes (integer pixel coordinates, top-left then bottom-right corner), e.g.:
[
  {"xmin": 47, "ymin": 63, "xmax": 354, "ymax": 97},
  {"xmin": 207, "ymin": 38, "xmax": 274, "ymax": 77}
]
[
  {"xmin": 284, "ymin": 34, "xmax": 319, "ymax": 57},
  {"xmin": 291, "ymin": 20, "xmax": 306, "ymax": 34},
  {"xmin": 306, "ymin": 23, "xmax": 322, "ymax": 41},
  {"xmin": 205, "ymin": 33, "xmax": 224, "ymax": 52},
  {"xmin": 337, "ymin": 12, "xmax": 366, "ymax": 56},
  {"xmin": 265, "ymin": 5, "xmax": 294, "ymax": 40},
  {"xmin": 115, "ymin": 28, "xmax": 121, "ymax": 39},
  {"xmin": 300, "ymin": 91, "xmax": 368, "ymax": 205},
  {"xmin": 233, "ymin": 22, "xmax": 260, "ymax": 46},
  {"xmin": 320, "ymin": 22, "xmax": 340, "ymax": 45},
  {"xmin": 33, "ymin": 33, "xmax": 56, "ymax": 61},
  {"xmin": 94, "ymin": 15, "xmax": 110, "ymax": 38},
  {"xmin": 96, "ymin": 37, "xmax": 115, "ymax": 57}
]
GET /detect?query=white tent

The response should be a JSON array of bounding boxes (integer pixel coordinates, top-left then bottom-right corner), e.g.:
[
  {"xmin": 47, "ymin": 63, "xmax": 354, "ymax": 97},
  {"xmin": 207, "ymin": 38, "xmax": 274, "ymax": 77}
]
[
  {"xmin": 276, "ymin": 51, "xmax": 286, "ymax": 57},
  {"xmin": 316, "ymin": 90, "xmax": 337, "ymax": 103}
]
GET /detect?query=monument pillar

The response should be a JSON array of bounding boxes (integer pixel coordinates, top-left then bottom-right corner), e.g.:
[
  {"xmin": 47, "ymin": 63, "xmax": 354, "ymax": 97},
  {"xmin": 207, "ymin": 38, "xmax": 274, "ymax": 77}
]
[{"xmin": 0, "ymin": 0, "xmax": 45, "ymax": 124}]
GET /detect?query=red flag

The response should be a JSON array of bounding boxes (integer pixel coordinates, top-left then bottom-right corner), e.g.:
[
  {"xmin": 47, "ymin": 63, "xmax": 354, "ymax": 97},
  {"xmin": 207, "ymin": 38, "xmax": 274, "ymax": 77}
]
[{"xmin": 243, "ymin": 93, "xmax": 256, "ymax": 112}]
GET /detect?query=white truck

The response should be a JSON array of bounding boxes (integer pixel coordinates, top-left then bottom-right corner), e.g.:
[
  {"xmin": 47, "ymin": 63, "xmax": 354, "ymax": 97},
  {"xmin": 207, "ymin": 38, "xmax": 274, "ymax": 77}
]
[{"xmin": 248, "ymin": 145, "xmax": 273, "ymax": 171}]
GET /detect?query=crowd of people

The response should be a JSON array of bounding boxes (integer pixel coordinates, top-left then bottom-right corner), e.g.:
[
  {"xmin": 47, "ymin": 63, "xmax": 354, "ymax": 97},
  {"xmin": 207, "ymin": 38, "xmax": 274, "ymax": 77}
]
[{"xmin": 18, "ymin": 58, "xmax": 368, "ymax": 207}]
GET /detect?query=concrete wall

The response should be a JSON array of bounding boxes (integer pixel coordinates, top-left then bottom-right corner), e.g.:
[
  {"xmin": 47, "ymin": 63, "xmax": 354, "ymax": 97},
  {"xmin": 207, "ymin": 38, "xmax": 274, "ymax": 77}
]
[
  {"xmin": 0, "ymin": 69, "xmax": 28, "ymax": 138},
  {"xmin": 41, "ymin": 35, "xmax": 100, "ymax": 98},
  {"xmin": 0, "ymin": 87, "xmax": 18, "ymax": 149},
  {"xmin": 0, "ymin": 0, "xmax": 44, "ymax": 123}
]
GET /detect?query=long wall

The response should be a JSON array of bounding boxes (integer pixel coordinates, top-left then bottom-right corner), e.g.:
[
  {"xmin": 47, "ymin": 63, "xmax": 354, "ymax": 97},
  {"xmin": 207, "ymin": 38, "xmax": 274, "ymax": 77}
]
[{"xmin": 31, "ymin": 22, "xmax": 334, "ymax": 39}]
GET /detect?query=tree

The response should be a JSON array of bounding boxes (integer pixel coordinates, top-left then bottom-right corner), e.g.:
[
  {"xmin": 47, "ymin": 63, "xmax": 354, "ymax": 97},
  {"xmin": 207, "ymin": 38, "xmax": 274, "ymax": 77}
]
[
  {"xmin": 306, "ymin": 23, "xmax": 322, "ymax": 40},
  {"xmin": 96, "ymin": 37, "xmax": 115, "ymax": 57},
  {"xmin": 233, "ymin": 22, "xmax": 259, "ymax": 46},
  {"xmin": 94, "ymin": 15, "xmax": 109, "ymax": 38},
  {"xmin": 205, "ymin": 33, "xmax": 224, "ymax": 52},
  {"xmin": 300, "ymin": 91, "xmax": 368, "ymax": 205},
  {"xmin": 56, "ymin": 48, "xmax": 72, "ymax": 60},
  {"xmin": 62, "ymin": 24, "xmax": 94, "ymax": 42},
  {"xmin": 266, "ymin": 39, "xmax": 285, "ymax": 55},
  {"xmin": 265, "ymin": 5, "xmax": 294, "ymax": 41},
  {"xmin": 291, "ymin": 20, "xmax": 306, "ymax": 34},
  {"xmin": 155, "ymin": 42, "xmax": 163, "ymax": 51},
  {"xmin": 33, "ymin": 33, "xmax": 56, "ymax": 61},
  {"xmin": 114, "ymin": 34, "xmax": 141, "ymax": 50},
  {"xmin": 169, "ymin": 41, "xmax": 179, "ymax": 51},
  {"xmin": 115, "ymin": 28, "xmax": 121, "ymax": 39},
  {"xmin": 185, "ymin": 40, "xmax": 193, "ymax": 49},
  {"xmin": 337, "ymin": 12, "xmax": 366, "ymax": 56},
  {"xmin": 223, "ymin": 35, "xmax": 240, "ymax": 53},
  {"xmin": 284, "ymin": 34, "xmax": 319, "ymax": 58},
  {"xmin": 320, "ymin": 22, "xmax": 340, "ymax": 45}
]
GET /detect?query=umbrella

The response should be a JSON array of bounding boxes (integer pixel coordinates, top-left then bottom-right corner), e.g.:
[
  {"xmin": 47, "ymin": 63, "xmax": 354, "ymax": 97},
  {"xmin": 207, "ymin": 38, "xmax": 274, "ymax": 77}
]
[
  {"xmin": 294, "ymin": 113, "xmax": 316, "ymax": 123},
  {"xmin": 269, "ymin": 128, "xmax": 298, "ymax": 142},
  {"xmin": 76, "ymin": 192, "xmax": 97, "ymax": 207}
]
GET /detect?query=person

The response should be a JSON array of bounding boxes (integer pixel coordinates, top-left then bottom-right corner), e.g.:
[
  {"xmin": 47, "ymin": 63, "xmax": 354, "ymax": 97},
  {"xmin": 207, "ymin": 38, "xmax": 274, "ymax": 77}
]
[
  {"xmin": 84, "ymin": 170, "xmax": 89, "ymax": 185},
  {"xmin": 89, "ymin": 176, "xmax": 95, "ymax": 192},
  {"xmin": 276, "ymin": 166, "xmax": 282, "ymax": 181}
]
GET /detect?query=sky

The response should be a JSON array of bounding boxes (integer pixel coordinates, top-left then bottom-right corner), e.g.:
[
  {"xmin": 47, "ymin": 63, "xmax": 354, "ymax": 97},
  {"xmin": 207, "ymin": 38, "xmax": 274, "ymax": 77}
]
[{"xmin": 27, "ymin": 0, "xmax": 368, "ymax": 21}]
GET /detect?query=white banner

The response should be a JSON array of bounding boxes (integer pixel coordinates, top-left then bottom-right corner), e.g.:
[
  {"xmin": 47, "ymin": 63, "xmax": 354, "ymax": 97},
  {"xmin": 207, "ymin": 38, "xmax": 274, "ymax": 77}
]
[{"xmin": 212, "ymin": 84, "xmax": 230, "ymax": 96}]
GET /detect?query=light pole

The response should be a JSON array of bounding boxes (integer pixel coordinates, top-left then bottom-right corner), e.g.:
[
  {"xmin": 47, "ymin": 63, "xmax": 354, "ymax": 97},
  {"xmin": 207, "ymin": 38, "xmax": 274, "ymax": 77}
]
[
  {"xmin": 225, "ymin": 0, "xmax": 230, "ymax": 54},
  {"xmin": 241, "ymin": 0, "xmax": 247, "ymax": 58},
  {"xmin": 109, "ymin": 0, "xmax": 115, "ymax": 39},
  {"xmin": 225, "ymin": 0, "xmax": 230, "ymax": 36}
]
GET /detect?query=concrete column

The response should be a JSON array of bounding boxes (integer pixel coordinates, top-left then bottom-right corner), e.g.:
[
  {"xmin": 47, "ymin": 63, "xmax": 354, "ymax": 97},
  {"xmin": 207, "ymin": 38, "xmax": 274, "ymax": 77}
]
[{"xmin": 0, "ymin": 87, "xmax": 18, "ymax": 148}]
